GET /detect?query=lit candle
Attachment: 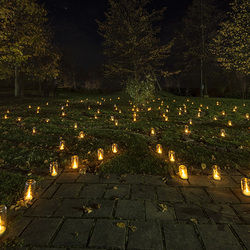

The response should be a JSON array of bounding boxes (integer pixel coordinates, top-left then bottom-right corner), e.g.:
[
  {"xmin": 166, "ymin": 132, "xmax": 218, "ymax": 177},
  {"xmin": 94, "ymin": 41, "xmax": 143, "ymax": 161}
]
[
  {"xmin": 189, "ymin": 119, "xmax": 192, "ymax": 125},
  {"xmin": 62, "ymin": 112, "xmax": 66, "ymax": 117},
  {"xmin": 45, "ymin": 118, "xmax": 50, "ymax": 123},
  {"xmin": 133, "ymin": 117, "xmax": 136, "ymax": 122},
  {"xmin": 97, "ymin": 148, "xmax": 104, "ymax": 160},
  {"xmin": 66, "ymin": 103, "xmax": 69, "ymax": 107},
  {"xmin": 28, "ymin": 105, "xmax": 31, "ymax": 109},
  {"xmin": 228, "ymin": 120, "xmax": 232, "ymax": 126},
  {"xmin": 24, "ymin": 179, "xmax": 36, "ymax": 201},
  {"xmin": 179, "ymin": 165, "xmax": 188, "ymax": 179},
  {"xmin": 241, "ymin": 178, "xmax": 250, "ymax": 196},
  {"xmin": 50, "ymin": 162, "xmax": 58, "ymax": 177},
  {"xmin": 246, "ymin": 113, "xmax": 249, "ymax": 119},
  {"xmin": 74, "ymin": 123, "xmax": 77, "ymax": 129},
  {"xmin": 156, "ymin": 144, "xmax": 162, "ymax": 154},
  {"xmin": 32, "ymin": 127, "xmax": 36, "ymax": 134},
  {"xmin": 17, "ymin": 117, "xmax": 21, "ymax": 122},
  {"xmin": 97, "ymin": 109, "xmax": 100, "ymax": 114},
  {"xmin": 115, "ymin": 120, "xmax": 118, "ymax": 126},
  {"xmin": 112, "ymin": 143, "xmax": 118, "ymax": 153},
  {"xmin": 213, "ymin": 116, "xmax": 217, "ymax": 121},
  {"xmin": 119, "ymin": 110, "xmax": 122, "ymax": 113},
  {"xmin": 4, "ymin": 114, "xmax": 7, "ymax": 119},
  {"xmin": 79, "ymin": 131, "xmax": 85, "ymax": 138},
  {"xmin": 220, "ymin": 129, "xmax": 226, "ymax": 137},
  {"xmin": 37, "ymin": 110, "xmax": 40, "ymax": 114},
  {"xmin": 216, "ymin": 101, "xmax": 219, "ymax": 106},
  {"xmin": 6, "ymin": 110, "xmax": 9, "ymax": 113},
  {"xmin": 165, "ymin": 116, "xmax": 168, "ymax": 121},
  {"xmin": 94, "ymin": 115, "xmax": 98, "ymax": 119},
  {"xmin": 184, "ymin": 125, "xmax": 190, "ymax": 134},
  {"xmin": 0, "ymin": 206, "xmax": 7, "ymax": 237},
  {"xmin": 88, "ymin": 106, "xmax": 91, "ymax": 110},
  {"xmin": 212, "ymin": 165, "xmax": 221, "ymax": 180},
  {"xmin": 71, "ymin": 155, "xmax": 79, "ymax": 169},
  {"xmin": 179, "ymin": 111, "xmax": 182, "ymax": 116},
  {"xmin": 197, "ymin": 112, "xmax": 201, "ymax": 117},
  {"xmin": 168, "ymin": 150, "xmax": 175, "ymax": 162},
  {"xmin": 61, "ymin": 106, "xmax": 64, "ymax": 110},
  {"xmin": 221, "ymin": 110, "xmax": 225, "ymax": 116},
  {"xmin": 59, "ymin": 140, "xmax": 65, "ymax": 150},
  {"xmin": 151, "ymin": 128, "xmax": 156, "ymax": 136},
  {"xmin": 111, "ymin": 116, "xmax": 114, "ymax": 121}
]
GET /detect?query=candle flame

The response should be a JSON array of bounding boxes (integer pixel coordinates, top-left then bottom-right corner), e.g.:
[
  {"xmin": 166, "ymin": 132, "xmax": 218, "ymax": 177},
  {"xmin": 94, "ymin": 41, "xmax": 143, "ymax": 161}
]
[{"xmin": 25, "ymin": 185, "xmax": 33, "ymax": 201}]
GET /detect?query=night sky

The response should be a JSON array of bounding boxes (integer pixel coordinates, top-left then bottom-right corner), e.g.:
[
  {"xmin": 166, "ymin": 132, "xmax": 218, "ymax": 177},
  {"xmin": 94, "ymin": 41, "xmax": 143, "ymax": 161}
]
[{"xmin": 40, "ymin": 0, "xmax": 194, "ymax": 72}]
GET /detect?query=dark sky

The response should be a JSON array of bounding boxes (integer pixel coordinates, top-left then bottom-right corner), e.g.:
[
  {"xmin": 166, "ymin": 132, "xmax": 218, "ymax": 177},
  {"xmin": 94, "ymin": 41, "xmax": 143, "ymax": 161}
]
[{"xmin": 40, "ymin": 0, "xmax": 194, "ymax": 72}]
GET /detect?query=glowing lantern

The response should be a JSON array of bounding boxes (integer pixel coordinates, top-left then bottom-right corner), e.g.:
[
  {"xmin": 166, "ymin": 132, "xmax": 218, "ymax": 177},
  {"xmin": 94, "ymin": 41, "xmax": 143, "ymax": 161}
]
[
  {"xmin": 168, "ymin": 150, "xmax": 175, "ymax": 162},
  {"xmin": 50, "ymin": 162, "xmax": 58, "ymax": 177},
  {"xmin": 59, "ymin": 140, "xmax": 65, "ymax": 150},
  {"xmin": 179, "ymin": 111, "xmax": 182, "ymax": 116},
  {"xmin": 0, "ymin": 205, "xmax": 7, "ymax": 237},
  {"xmin": 216, "ymin": 101, "xmax": 219, "ymax": 106},
  {"xmin": 66, "ymin": 103, "xmax": 69, "ymax": 107},
  {"xmin": 184, "ymin": 108, "xmax": 187, "ymax": 113},
  {"xmin": 243, "ymin": 103, "xmax": 246, "ymax": 107},
  {"xmin": 111, "ymin": 116, "xmax": 114, "ymax": 121},
  {"xmin": 221, "ymin": 111, "xmax": 226, "ymax": 116},
  {"xmin": 119, "ymin": 110, "xmax": 122, "ymax": 113},
  {"xmin": 136, "ymin": 108, "xmax": 139, "ymax": 112},
  {"xmin": 246, "ymin": 113, "xmax": 249, "ymax": 119},
  {"xmin": 163, "ymin": 113, "xmax": 166, "ymax": 117},
  {"xmin": 156, "ymin": 144, "xmax": 162, "ymax": 154},
  {"xmin": 133, "ymin": 117, "xmax": 137, "ymax": 122},
  {"xmin": 166, "ymin": 109, "xmax": 169, "ymax": 113},
  {"xmin": 197, "ymin": 112, "xmax": 201, "ymax": 117},
  {"xmin": 212, "ymin": 165, "xmax": 221, "ymax": 180},
  {"xmin": 74, "ymin": 123, "xmax": 77, "ymax": 129},
  {"xmin": 115, "ymin": 107, "xmax": 118, "ymax": 111},
  {"xmin": 61, "ymin": 112, "xmax": 66, "ymax": 117},
  {"xmin": 184, "ymin": 125, "xmax": 190, "ymax": 134},
  {"xmin": 88, "ymin": 106, "xmax": 91, "ymax": 110},
  {"xmin": 4, "ymin": 114, "xmax": 7, "ymax": 119},
  {"xmin": 97, "ymin": 148, "xmax": 104, "ymax": 160},
  {"xmin": 220, "ymin": 129, "xmax": 226, "ymax": 137},
  {"xmin": 24, "ymin": 179, "xmax": 36, "ymax": 201},
  {"xmin": 45, "ymin": 118, "xmax": 50, "ymax": 123},
  {"xmin": 189, "ymin": 119, "xmax": 192, "ymax": 125},
  {"xmin": 97, "ymin": 109, "xmax": 100, "ymax": 114},
  {"xmin": 32, "ymin": 127, "xmax": 36, "ymax": 134},
  {"xmin": 71, "ymin": 155, "xmax": 79, "ymax": 169},
  {"xmin": 37, "ymin": 110, "xmax": 40, "ymax": 114},
  {"xmin": 198, "ymin": 108, "xmax": 201, "ymax": 112},
  {"xmin": 179, "ymin": 165, "xmax": 188, "ymax": 179},
  {"xmin": 233, "ymin": 107, "xmax": 236, "ymax": 112},
  {"xmin": 28, "ymin": 105, "xmax": 31, "ymax": 109},
  {"xmin": 61, "ymin": 106, "xmax": 64, "ymax": 110},
  {"xmin": 115, "ymin": 120, "xmax": 118, "ymax": 126},
  {"xmin": 37, "ymin": 106, "xmax": 40, "ymax": 110},
  {"xmin": 17, "ymin": 117, "xmax": 21, "ymax": 122},
  {"xmin": 94, "ymin": 115, "xmax": 98, "ymax": 119},
  {"xmin": 79, "ymin": 131, "xmax": 85, "ymax": 138},
  {"xmin": 158, "ymin": 106, "xmax": 161, "ymax": 110},
  {"xmin": 67, "ymin": 100, "xmax": 69, "ymax": 103},
  {"xmin": 46, "ymin": 102, "xmax": 49, "ymax": 106},
  {"xmin": 112, "ymin": 143, "xmax": 118, "ymax": 153},
  {"xmin": 241, "ymin": 178, "xmax": 250, "ymax": 196},
  {"xmin": 200, "ymin": 104, "xmax": 203, "ymax": 107},
  {"xmin": 150, "ymin": 128, "xmax": 156, "ymax": 136},
  {"xmin": 187, "ymin": 99, "xmax": 189, "ymax": 102},
  {"xmin": 173, "ymin": 100, "xmax": 175, "ymax": 102},
  {"xmin": 213, "ymin": 116, "xmax": 217, "ymax": 121},
  {"xmin": 165, "ymin": 116, "xmax": 168, "ymax": 121},
  {"xmin": 206, "ymin": 106, "xmax": 209, "ymax": 110},
  {"xmin": 228, "ymin": 120, "xmax": 232, "ymax": 126}
]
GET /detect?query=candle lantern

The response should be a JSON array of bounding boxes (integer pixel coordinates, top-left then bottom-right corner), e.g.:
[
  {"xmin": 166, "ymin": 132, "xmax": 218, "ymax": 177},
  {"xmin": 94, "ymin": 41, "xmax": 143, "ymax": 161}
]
[
  {"xmin": 97, "ymin": 148, "xmax": 104, "ymax": 160},
  {"xmin": 228, "ymin": 120, "xmax": 232, "ymax": 126},
  {"xmin": 88, "ymin": 106, "xmax": 91, "ymax": 110},
  {"xmin": 71, "ymin": 155, "xmax": 79, "ymax": 169},
  {"xmin": 17, "ymin": 117, "xmax": 21, "ymax": 122},
  {"xmin": 189, "ymin": 119, "xmax": 192, "ymax": 125},
  {"xmin": 179, "ymin": 111, "xmax": 182, "ymax": 116},
  {"xmin": 61, "ymin": 106, "xmax": 64, "ymax": 110},
  {"xmin": 212, "ymin": 165, "xmax": 221, "ymax": 180},
  {"xmin": 150, "ymin": 128, "xmax": 156, "ymax": 136},
  {"xmin": 61, "ymin": 112, "xmax": 66, "ymax": 117},
  {"xmin": 206, "ymin": 106, "xmax": 209, "ymax": 110},
  {"xmin": 46, "ymin": 102, "xmax": 49, "ymax": 106},
  {"xmin": 79, "ymin": 131, "xmax": 85, "ymax": 138},
  {"xmin": 59, "ymin": 140, "xmax": 65, "ymax": 150},
  {"xmin": 97, "ymin": 109, "xmax": 100, "ymax": 114},
  {"xmin": 66, "ymin": 103, "xmax": 69, "ymax": 107},
  {"xmin": 165, "ymin": 116, "xmax": 168, "ymax": 121},
  {"xmin": 216, "ymin": 101, "xmax": 219, "ymax": 106},
  {"xmin": 163, "ymin": 113, "xmax": 166, "ymax": 117},
  {"xmin": 115, "ymin": 107, "xmax": 118, "ymax": 111},
  {"xmin": 246, "ymin": 113, "xmax": 249, "ymax": 119},
  {"xmin": 241, "ymin": 178, "xmax": 250, "ymax": 196},
  {"xmin": 115, "ymin": 120, "xmax": 118, "ymax": 126},
  {"xmin": 197, "ymin": 112, "xmax": 201, "ymax": 117},
  {"xmin": 112, "ymin": 143, "xmax": 118, "ymax": 153},
  {"xmin": 24, "ymin": 179, "xmax": 36, "ymax": 201},
  {"xmin": 45, "ymin": 118, "xmax": 50, "ymax": 123},
  {"xmin": 168, "ymin": 150, "xmax": 175, "ymax": 162},
  {"xmin": 50, "ymin": 162, "xmax": 58, "ymax": 177},
  {"xmin": 184, "ymin": 125, "xmax": 190, "ymax": 134},
  {"xmin": 213, "ymin": 116, "xmax": 217, "ymax": 121},
  {"xmin": 74, "ymin": 123, "xmax": 77, "ymax": 129},
  {"xmin": 119, "ymin": 110, "xmax": 122, "ymax": 114},
  {"xmin": 221, "ymin": 110, "xmax": 226, "ymax": 116},
  {"xmin": 32, "ymin": 127, "xmax": 36, "ymax": 134},
  {"xmin": 37, "ymin": 106, "xmax": 40, "ymax": 110},
  {"xmin": 37, "ymin": 110, "xmax": 40, "ymax": 114},
  {"xmin": 198, "ymin": 108, "xmax": 201, "ymax": 112},
  {"xmin": 220, "ymin": 129, "xmax": 226, "ymax": 137},
  {"xmin": 4, "ymin": 114, "xmax": 7, "ymax": 119},
  {"xmin": 111, "ymin": 116, "xmax": 114, "ymax": 121},
  {"xmin": 156, "ymin": 144, "xmax": 162, "ymax": 154},
  {"xmin": 28, "ymin": 105, "xmax": 31, "ymax": 109},
  {"xmin": 179, "ymin": 165, "xmax": 188, "ymax": 179},
  {"xmin": 0, "ymin": 205, "xmax": 7, "ymax": 237},
  {"xmin": 94, "ymin": 114, "xmax": 98, "ymax": 119},
  {"xmin": 133, "ymin": 117, "xmax": 137, "ymax": 122}
]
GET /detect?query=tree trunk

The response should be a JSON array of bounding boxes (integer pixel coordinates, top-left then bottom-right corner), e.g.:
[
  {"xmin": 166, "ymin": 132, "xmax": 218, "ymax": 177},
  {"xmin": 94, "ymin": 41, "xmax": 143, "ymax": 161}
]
[{"xmin": 15, "ymin": 65, "xmax": 19, "ymax": 97}]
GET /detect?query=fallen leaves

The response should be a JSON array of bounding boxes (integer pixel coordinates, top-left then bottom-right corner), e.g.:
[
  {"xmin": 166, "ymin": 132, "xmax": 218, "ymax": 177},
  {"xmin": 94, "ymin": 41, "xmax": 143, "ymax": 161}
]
[
  {"xmin": 116, "ymin": 223, "xmax": 137, "ymax": 232},
  {"xmin": 82, "ymin": 203, "xmax": 101, "ymax": 213},
  {"xmin": 10, "ymin": 199, "xmax": 33, "ymax": 210},
  {"xmin": 158, "ymin": 203, "xmax": 168, "ymax": 212}
]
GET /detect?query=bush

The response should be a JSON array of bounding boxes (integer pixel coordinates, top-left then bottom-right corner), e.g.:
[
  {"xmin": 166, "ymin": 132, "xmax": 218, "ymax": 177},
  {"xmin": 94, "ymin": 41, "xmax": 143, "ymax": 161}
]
[{"xmin": 126, "ymin": 75, "xmax": 155, "ymax": 105}]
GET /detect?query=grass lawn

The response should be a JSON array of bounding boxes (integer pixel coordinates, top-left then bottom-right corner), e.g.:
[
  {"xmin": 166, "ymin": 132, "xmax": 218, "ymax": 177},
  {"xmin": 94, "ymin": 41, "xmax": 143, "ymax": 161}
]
[{"xmin": 0, "ymin": 90, "xmax": 249, "ymax": 206}]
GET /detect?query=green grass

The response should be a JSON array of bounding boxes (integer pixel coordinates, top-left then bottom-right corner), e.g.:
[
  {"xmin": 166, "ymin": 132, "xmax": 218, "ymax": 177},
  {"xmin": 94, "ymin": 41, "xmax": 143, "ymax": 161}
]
[{"xmin": 0, "ymin": 90, "xmax": 249, "ymax": 205}]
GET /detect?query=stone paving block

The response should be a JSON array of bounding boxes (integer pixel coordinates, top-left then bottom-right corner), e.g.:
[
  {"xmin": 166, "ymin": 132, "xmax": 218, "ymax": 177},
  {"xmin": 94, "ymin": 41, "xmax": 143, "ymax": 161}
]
[
  {"xmin": 5, "ymin": 217, "xmax": 32, "ymax": 239},
  {"xmin": 82, "ymin": 199, "xmax": 114, "ymax": 218},
  {"xmin": 145, "ymin": 201, "xmax": 175, "ymax": 221},
  {"xmin": 41, "ymin": 183, "xmax": 61, "ymax": 199},
  {"xmin": 232, "ymin": 204, "xmax": 250, "ymax": 224},
  {"xmin": 163, "ymin": 224, "xmax": 202, "ymax": 250},
  {"xmin": 131, "ymin": 185, "xmax": 156, "ymax": 200},
  {"xmin": 238, "ymin": 169, "xmax": 250, "ymax": 176},
  {"xmin": 53, "ymin": 183, "xmax": 82, "ymax": 198},
  {"xmin": 56, "ymin": 172, "xmax": 80, "ymax": 183},
  {"xmin": 32, "ymin": 248, "xmax": 66, "ymax": 250},
  {"xmin": 222, "ymin": 169, "xmax": 242, "ymax": 176},
  {"xmin": 36, "ymin": 179, "xmax": 54, "ymax": 196},
  {"xmin": 174, "ymin": 203, "xmax": 209, "ymax": 223},
  {"xmin": 53, "ymin": 198, "xmax": 85, "ymax": 217},
  {"xmin": 181, "ymin": 187, "xmax": 211, "ymax": 203},
  {"xmin": 119, "ymin": 174, "xmax": 144, "ymax": 184},
  {"xmin": 89, "ymin": 219, "xmax": 126, "ymax": 249},
  {"xmin": 19, "ymin": 218, "xmax": 62, "ymax": 245},
  {"xmin": 211, "ymin": 176, "xmax": 238, "ymax": 188},
  {"xmin": 188, "ymin": 175, "xmax": 214, "ymax": 187},
  {"xmin": 104, "ymin": 184, "xmax": 130, "ymax": 199},
  {"xmin": 206, "ymin": 188, "xmax": 240, "ymax": 203},
  {"xmin": 79, "ymin": 184, "xmax": 107, "ymax": 199},
  {"xmin": 99, "ymin": 173, "xmax": 121, "ymax": 184},
  {"xmin": 157, "ymin": 186, "xmax": 183, "ymax": 202},
  {"xmin": 25, "ymin": 199, "xmax": 61, "ymax": 216},
  {"xmin": 144, "ymin": 175, "xmax": 166, "ymax": 186},
  {"xmin": 165, "ymin": 177, "xmax": 189, "ymax": 186},
  {"xmin": 76, "ymin": 173, "xmax": 100, "ymax": 183},
  {"xmin": 115, "ymin": 200, "xmax": 145, "ymax": 220},
  {"xmin": 52, "ymin": 219, "xmax": 94, "ymax": 247},
  {"xmin": 231, "ymin": 188, "xmax": 250, "ymax": 203},
  {"xmin": 231, "ymin": 175, "xmax": 244, "ymax": 185},
  {"xmin": 202, "ymin": 203, "xmax": 241, "ymax": 224},
  {"xmin": 232, "ymin": 224, "xmax": 250, "ymax": 249},
  {"xmin": 197, "ymin": 224, "xmax": 242, "ymax": 250},
  {"xmin": 127, "ymin": 221, "xmax": 163, "ymax": 250}
]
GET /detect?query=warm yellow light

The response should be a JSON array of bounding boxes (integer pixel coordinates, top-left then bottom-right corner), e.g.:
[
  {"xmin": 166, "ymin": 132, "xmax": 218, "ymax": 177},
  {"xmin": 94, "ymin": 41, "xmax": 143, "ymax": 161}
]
[
  {"xmin": 74, "ymin": 123, "xmax": 77, "ymax": 129},
  {"xmin": 97, "ymin": 148, "xmax": 104, "ymax": 160},
  {"xmin": 156, "ymin": 144, "xmax": 162, "ymax": 154},
  {"xmin": 61, "ymin": 106, "xmax": 64, "ymax": 110},
  {"xmin": 46, "ymin": 102, "xmax": 49, "ymax": 106},
  {"xmin": 184, "ymin": 125, "xmax": 190, "ymax": 134},
  {"xmin": 119, "ymin": 110, "xmax": 122, "ymax": 113},
  {"xmin": 111, "ymin": 116, "xmax": 114, "ymax": 121},
  {"xmin": 216, "ymin": 101, "xmax": 219, "ymax": 106},
  {"xmin": 115, "ymin": 120, "xmax": 118, "ymax": 126},
  {"xmin": 37, "ymin": 110, "xmax": 40, "ymax": 114},
  {"xmin": 50, "ymin": 162, "xmax": 58, "ymax": 177},
  {"xmin": 4, "ymin": 114, "xmax": 7, "ymax": 119},
  {"xmin": 246, "ymin": 113, "xmax": 249, "ymax": 119},
  {"xmin": 221, "ymin": 111, "xmax": 225, "ymax": 116},
  {"xmin": 228, "ymin": 120, "xmax": 232, "ymax": 126},
  {"xmin": 206, "ymin": 106, "xmax": 209, "ymax": 110},
  {"xmin": 189, "ymin": 119, "xmax": 192, "ymax": 125},
  {"xmin": 62, "ymin": 112, "xmax": 66, "ymax": 117},
  {"xmin": 197, "ymin": 112, "xmax": 201, "ymax": 117},
  {"xmin": 168, "ymin": 150, "xmax": 175, "ymax": 162},
  {"xmin": 241, "ymin": 178, "xmax": 250, "ymax": 196},
  {"xmin": 198, "ymin": 108, "xmax": 201, "ymax": 112},
  {"xmin": 88, "ymin": 106, "xmax": 91, "ymax": 110},
  {"xmin": 151, "ymin": 128, "xmax": 156, "ymax": 136},
  {"xmin": 28, "ymin": 105, "xmax": 31, "ymax": 109},
  {"xmin": 133, "ymin": 117, "xmax": 136, "ymax": 122},
  {"xmin": 220, "ymin": 129, "xmax": 226, "ymax": 137},
  {"xmin": 17, "ymin": 117, "xmax": 21, "ymax": 122},
  {"xmin": 66, "ymin": 103, "xmax": 69, "ymax": 107},
  {"xmin": 71, "ymin": 155, "xmax": 79, "ymax": 169},
  {"xmin": 165, "ymin": 116, "xmax": 168, "ymax": 121},
  {"xmin": 212, "ymin": 165, "xmax": 221, "ymax": 180},
  {"xmin": 112, "ymin": 143, "xmax": 118, "ymax": 153},
  {"xmin": 25, "ymin": 185, "xmax": 33, "ymax": 201},
  {"xmin": 59, "ymin": 140, "xmax": 65, "ymax": 150},
  {"xmin": 179, "ymin": 165, "xmax": 188, "ymax": 179},
  {"xmin": 79, "ymin": 131, "xmax": 85, "ymax": 138},
  {"xmin": 179, "ymin": 111, "xmax": 182, "ymax": 116},
  {"xmin": 213, "ymin": 116, "xmax": 217, "ymax": 121},
  {"xmin": 32, "ymin": 127, "xmax": 36, "ymax": 134},
  {"xmin": 0, "ymin": 217, "xmax": 6, "ymax": 236},
  {"xmin": 94, "ymin": 115, "xmax": 98, "ymax": 119},
  {"xmin": 37, "ymin": 106, "xmax": 40, "ymax": 110},
  {"xmin": 97, "ymin": 109, "xmax": 100, "ymax": 114},
  {"xmin": 45, "ymin": 118, "xmax": 50, "ymax": 123}
]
